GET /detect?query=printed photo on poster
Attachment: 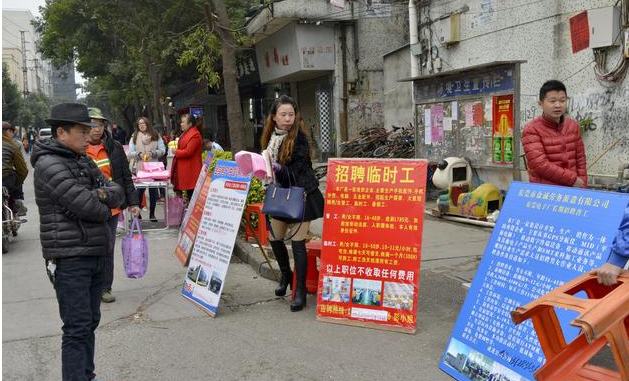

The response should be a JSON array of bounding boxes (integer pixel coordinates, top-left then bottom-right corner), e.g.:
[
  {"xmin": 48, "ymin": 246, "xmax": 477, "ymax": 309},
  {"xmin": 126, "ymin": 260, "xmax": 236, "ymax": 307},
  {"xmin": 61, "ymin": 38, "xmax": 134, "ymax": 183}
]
[
  {"xmin": 352, "ymin": 279, "xmax": 382, "ymax": 307},
  {"xmin": 444, "ymin": 339, "xmax": 471, "ymax": 373},
  {"xmin": 321, "ymin": 276, "xmax": 351, "ymax": 303},
  {"xmin": 208, "ymin": 271, "xmax": 223, "ymax": 295},
  {"xmin": 383, "ymin": 282, "xmax": 414, "ymax": 311},
  {"xmin": 431, "ymin": 104, "xmax": 445, "ymax": 143},
  {"xmin": 187, "ymin": 264, "xmax": 209, "ymax": 287}
]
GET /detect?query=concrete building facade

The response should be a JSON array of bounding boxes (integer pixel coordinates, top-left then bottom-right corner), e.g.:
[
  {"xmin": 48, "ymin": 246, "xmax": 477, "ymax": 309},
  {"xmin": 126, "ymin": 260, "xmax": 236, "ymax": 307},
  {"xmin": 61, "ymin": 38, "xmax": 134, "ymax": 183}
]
[
  {"xmin": 384, "ymin": 0, "xmax": 628, "ymax": 188},
  {"xmin": 2, "ymin": 9, "xmax": 54, "ymax": 98},
  {"xmin": 246, "ymin": 0, "xmax": 410, "ymax": 159}
]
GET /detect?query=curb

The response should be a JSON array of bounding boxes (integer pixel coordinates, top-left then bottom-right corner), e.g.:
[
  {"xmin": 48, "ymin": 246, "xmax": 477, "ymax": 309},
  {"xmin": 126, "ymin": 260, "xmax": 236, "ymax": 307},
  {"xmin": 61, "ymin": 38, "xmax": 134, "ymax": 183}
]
[{"xmin": 233, "ymin": 237, "xmax": 278, "ymax": 282}]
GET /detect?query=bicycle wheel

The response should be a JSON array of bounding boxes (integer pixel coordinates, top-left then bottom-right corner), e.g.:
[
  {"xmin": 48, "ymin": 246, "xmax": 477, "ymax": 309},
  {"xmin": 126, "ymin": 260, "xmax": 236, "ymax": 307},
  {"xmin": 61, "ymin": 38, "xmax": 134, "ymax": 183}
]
[{"xmin": 373, "ymin": 145, "xmax": 390, "ymax": 157}]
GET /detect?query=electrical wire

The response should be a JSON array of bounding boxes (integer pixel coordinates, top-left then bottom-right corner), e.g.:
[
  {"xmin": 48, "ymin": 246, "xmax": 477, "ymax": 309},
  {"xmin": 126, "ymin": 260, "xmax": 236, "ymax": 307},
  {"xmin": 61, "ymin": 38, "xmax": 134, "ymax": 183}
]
[{"xmin": 592, "ymin": 20, "xmax": 628, "ymax": 84}]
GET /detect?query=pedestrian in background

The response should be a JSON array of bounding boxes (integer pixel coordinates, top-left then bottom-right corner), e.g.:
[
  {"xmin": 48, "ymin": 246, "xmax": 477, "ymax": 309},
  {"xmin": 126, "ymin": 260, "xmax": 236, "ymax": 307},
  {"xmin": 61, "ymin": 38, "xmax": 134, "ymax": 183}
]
[
  {"xmin": 112, "ymin": 122, "xmax": 127, "ymax": 145},
  {"xmin": 260, "ymin": 95, "xmax": 325, "ymax": 312},
  {"xmin": 2, "ymin": 122, "xmax": 28, "ymax": 215},
  {"xmin": 86, "ymin": 107, "xmax": 140, "ymax": 303},
  {"xmin": 171, "ymin": 113, "xmax": 202, "ymax": 201},
  {"xmin": 128, "ymin": 117, "xmax": 165, "ymax": 221},
  {"xmin": 205, "ymin": 132, "xmax": 223, "ymax": 152},
  {"xmin": 31, "ymin": 103, "xmax": 124, "ymax": 381},
  {"xmin": 522, "ymin": 80, "xmax": 587, "ymax": 188}
]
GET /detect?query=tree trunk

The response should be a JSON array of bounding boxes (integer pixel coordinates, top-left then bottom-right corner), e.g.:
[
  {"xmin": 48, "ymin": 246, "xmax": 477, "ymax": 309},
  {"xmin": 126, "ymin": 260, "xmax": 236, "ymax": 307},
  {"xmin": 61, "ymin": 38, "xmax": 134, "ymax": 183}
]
[
  {"xmin": 206, "ymin": 1, "xmax": 245, "ymax": 152},
  {"xmin": 122, "ymin": 104, "xmax": 136, "ymax": 137},
  {"xmin": 142, "ymin": 94, "xmax": 152, "ymax": 120},
  {"xmin": 150, "ymin": 66, "xmax": 164, "ymax": 128}
]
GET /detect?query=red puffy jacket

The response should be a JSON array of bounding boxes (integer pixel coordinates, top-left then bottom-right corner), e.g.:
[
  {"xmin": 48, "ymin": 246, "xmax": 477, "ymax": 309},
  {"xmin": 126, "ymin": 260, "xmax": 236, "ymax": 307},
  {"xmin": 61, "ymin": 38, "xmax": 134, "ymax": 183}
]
[
  {"xmin": 171, "ymin": 127, "xmax": 203, "ymax": 191},
  {"xmin": 521, "ymin": 115, "xmax": 587, "ymax": 187}
]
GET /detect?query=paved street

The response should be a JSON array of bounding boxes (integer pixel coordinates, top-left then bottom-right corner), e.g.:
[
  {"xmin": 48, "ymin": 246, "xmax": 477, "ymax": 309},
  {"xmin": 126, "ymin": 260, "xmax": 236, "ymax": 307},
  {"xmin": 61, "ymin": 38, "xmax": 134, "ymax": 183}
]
[{"xmin": 3, "ymin": 172, "xmax": 491, "ymax": 381}]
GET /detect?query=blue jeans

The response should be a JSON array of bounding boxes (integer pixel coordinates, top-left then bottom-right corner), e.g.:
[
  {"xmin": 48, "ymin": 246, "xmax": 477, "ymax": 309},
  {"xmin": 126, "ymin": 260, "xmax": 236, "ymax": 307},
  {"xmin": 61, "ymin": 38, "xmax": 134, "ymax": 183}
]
[{"xmin": 53, "ymin": 256, "xmax": 106, "ymax": 381}]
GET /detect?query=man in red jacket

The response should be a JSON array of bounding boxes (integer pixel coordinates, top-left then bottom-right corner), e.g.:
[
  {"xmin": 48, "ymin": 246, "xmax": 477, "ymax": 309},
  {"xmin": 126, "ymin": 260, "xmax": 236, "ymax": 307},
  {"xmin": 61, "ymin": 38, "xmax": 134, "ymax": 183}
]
[{"xmin": 522, "ymin": 80, "xmax": 587, "ymax": 188}]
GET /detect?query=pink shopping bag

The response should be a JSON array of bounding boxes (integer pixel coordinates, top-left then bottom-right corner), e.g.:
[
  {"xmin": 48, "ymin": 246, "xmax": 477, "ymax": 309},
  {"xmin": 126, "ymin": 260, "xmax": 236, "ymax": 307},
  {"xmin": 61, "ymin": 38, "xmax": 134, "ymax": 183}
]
[
  {"xmin": 166, "ymin": 196, "xmax": 185, "ymax": 227},
  {"xmin": 121, "ymin": 217, "xmax": 148, "ymax": 278}
]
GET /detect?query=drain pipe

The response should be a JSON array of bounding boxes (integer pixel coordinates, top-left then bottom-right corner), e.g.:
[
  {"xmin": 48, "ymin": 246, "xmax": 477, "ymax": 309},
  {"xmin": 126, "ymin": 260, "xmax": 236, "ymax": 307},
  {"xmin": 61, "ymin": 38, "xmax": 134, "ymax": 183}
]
[
  {"xmin": 424, "ymin": 209, "xmax": 496, "ymax": 228},
  {"xmin": 409, "ymin": 0, "xmax": 420, "ymax": 77}
]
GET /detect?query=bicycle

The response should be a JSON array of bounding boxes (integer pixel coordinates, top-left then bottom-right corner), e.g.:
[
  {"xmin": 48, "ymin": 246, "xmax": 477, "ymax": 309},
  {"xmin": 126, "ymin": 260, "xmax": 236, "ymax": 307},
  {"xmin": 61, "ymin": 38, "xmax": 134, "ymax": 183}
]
[{"xmin": 2, "ymin": 187, "xmax": 21, "ymax": 254}]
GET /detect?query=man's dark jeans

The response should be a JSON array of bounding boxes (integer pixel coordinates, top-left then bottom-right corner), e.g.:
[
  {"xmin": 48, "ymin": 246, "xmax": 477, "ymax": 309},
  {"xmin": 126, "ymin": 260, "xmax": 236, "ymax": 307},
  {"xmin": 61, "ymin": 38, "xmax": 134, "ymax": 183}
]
[
  {"xmin": 54, "ymin": 255, "xmax": 105, "ymax": 381},
  {"xmin": 103, "ymin": 215, "xmax": 119, "ymax": 292}
]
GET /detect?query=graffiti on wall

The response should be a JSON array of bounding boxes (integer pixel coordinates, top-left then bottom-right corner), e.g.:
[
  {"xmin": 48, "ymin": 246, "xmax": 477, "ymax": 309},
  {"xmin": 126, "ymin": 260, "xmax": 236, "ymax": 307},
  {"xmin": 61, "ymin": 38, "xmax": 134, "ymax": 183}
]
[
  {"xmin": 348, "ymin": 95, "xmax": 385, "ymax": 138},
  {"xmin": 568, "ymin": 87, "xmax": 629, "ymax": 174},
  {"xmin": 520, "ymin": 104, "xmax": 538, "ymax": 123}
]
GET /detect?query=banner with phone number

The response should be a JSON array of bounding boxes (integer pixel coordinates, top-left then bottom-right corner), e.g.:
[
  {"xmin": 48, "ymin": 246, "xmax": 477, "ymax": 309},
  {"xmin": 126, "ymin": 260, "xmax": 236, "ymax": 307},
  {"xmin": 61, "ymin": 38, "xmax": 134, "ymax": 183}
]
[{"xmin": 316, "ymin": 159, "xmax": 427, "ymax": 333}]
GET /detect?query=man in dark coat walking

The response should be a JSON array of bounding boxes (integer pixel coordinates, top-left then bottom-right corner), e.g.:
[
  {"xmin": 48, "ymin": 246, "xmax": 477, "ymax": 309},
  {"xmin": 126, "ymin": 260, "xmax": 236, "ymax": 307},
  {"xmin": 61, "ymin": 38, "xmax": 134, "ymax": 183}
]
[{"xmin": 31, "ymin": 103, "xmax": 124, "ymax": 381}]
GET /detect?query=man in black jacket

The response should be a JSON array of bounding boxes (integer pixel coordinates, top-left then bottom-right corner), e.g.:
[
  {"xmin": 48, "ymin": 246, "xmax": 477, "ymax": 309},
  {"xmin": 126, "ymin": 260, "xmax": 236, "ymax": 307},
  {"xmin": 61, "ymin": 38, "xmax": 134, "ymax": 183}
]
[
  {"xmin": 87, "ymin": 107, "xmax": 140, "ymax": 303},
  {"xmin": 31, "ymin": 103, "xmax": 124, "ymax": 381}
]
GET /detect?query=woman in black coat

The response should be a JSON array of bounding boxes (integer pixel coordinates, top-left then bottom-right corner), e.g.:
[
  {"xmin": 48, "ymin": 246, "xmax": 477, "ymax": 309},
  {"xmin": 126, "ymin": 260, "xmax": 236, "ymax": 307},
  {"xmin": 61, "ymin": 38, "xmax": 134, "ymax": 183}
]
[{"xmin": 261, "ymin": 95, "xmax": 325, "ymax": 312}]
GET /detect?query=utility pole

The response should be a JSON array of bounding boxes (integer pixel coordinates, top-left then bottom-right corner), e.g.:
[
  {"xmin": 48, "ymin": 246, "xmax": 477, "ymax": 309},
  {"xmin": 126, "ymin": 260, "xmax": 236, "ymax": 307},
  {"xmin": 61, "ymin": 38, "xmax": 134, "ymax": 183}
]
[
  {"xmin": 33, "ymin": 58, "xmax": 41, "ymax": 93},
  {"xmin": 20, "ymin": 31, "xmax": 29, "ymax": 97}
]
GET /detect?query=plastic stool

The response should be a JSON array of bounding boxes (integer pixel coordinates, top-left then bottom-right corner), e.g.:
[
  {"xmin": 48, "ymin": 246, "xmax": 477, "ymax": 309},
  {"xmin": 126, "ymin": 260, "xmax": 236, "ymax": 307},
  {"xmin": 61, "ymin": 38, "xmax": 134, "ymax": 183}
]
[
  {"xmin": 512, "ymin": 272, "xmax": 629, "ymax": 381},
  {"xmin": 244, "ymin": 203, "xmax": 268, "ymax": 247},
  {"xmin": 291, "ymin": 240, "xmax": 322, "ymax": 300}
]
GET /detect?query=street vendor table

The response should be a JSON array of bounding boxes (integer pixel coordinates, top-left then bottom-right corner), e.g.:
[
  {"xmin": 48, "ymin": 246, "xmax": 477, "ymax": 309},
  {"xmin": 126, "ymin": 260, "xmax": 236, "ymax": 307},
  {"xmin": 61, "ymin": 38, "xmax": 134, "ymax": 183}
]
[{"xmin": 132, "ymin": 180, "xmax": 170, "ymax": 232}]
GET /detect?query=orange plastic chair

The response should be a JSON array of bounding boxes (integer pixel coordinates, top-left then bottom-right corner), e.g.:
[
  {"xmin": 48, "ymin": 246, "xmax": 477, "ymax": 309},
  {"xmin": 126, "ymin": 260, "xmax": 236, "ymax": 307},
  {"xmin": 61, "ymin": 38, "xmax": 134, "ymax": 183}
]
[
  {"xmin": 244, "ymin": 203, "xmax": 268, "ymax": 247},
  {"xmin": 511, "ymin": 273, "xmax": 629, "ymax": 381}
]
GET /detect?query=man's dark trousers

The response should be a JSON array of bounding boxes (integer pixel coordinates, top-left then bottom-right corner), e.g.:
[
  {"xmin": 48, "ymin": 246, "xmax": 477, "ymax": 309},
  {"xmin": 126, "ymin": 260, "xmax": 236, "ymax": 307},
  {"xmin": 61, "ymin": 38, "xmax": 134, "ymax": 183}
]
[
  {"xmin": 54, "ymin": 255, "xmax": 106, "ymax": 381},
  {"xmin": 103, "ymin": 215, "xmax": 119, "ymax": 292}
]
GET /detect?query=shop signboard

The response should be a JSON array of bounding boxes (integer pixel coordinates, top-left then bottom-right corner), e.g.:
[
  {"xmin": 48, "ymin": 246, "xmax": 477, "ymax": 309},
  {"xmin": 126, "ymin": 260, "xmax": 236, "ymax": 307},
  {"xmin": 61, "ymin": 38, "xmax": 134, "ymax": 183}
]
[
  {"xmin": 316, "ymin": 159, "xmax": 427, "ymax": 333},
  {"xmin": 181, "ymin": 161, "xmax": 252, "ymax": 317},
  {"xmin": 189, "ymin": 106, "xmax": 203, "ymax": 118},
  {"xmin": 492, "ymin": 94, "xmax": 514, "ymax": 164},
  {"xmin": 175, "ymin": 154, "xmax": 213, "ymax": 265},
  {"xmin": 440, "ymin": 182, "xmax": 629, "ymax": 381},
  {"xmin": 413, "ymin": 65, "xmax": 514, "ymax": 103}
]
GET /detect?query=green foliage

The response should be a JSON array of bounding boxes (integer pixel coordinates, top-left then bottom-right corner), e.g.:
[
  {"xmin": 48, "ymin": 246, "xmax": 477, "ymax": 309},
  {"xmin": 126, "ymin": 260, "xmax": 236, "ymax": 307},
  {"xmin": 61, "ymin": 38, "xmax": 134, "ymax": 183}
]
[
  {"xmin": 2, "ymin": 64, "xmax": 22, "ymax": 123},
  {"xmin": 177, "ymin": 25, "xmax": 221, "ymax": 87},
  {"xmin": 37, "ymin": 0, "xmax": 258, "ymax": 129},
  {"xmin": 37, "ymin": 0, "xmax": 206, "ymax": 123},
  {"xmin": 18, "ymin": 93, "xmax": 51, "ymax": 130},
  {"xmin": 247, "ymin": 177, "xmax": 265, "ymax": 206}
]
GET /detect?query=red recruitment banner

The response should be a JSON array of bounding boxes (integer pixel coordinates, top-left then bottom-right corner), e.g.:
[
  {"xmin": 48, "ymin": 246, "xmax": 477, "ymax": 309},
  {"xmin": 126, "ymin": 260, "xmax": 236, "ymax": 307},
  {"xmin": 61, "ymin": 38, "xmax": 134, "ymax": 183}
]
[
  {"xmin": 174, "ymin": 170, "xmax": 213, "ymax": 265},
  {"xmin": 316, "ymin": 159, "xmax": 427, "ymax": 334}
]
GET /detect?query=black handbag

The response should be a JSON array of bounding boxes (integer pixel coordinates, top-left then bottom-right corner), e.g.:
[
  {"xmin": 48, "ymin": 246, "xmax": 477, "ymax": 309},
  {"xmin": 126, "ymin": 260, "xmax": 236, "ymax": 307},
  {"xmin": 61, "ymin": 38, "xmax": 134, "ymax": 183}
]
[{"xmin": 262, "ymin": 169, "xmax": 307, "ymax": 241}]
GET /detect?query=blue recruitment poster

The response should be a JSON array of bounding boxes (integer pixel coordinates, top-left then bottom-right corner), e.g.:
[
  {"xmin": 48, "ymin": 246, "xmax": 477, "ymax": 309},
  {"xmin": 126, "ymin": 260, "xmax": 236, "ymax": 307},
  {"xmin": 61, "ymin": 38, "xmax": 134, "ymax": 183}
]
[
  {"xmin": 440, "ymin": 182, "xmax": 629, "ymax": 381},
  {"xmin": 181, "ymin": 160, "xmax": 252, "ymax": 317}
]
